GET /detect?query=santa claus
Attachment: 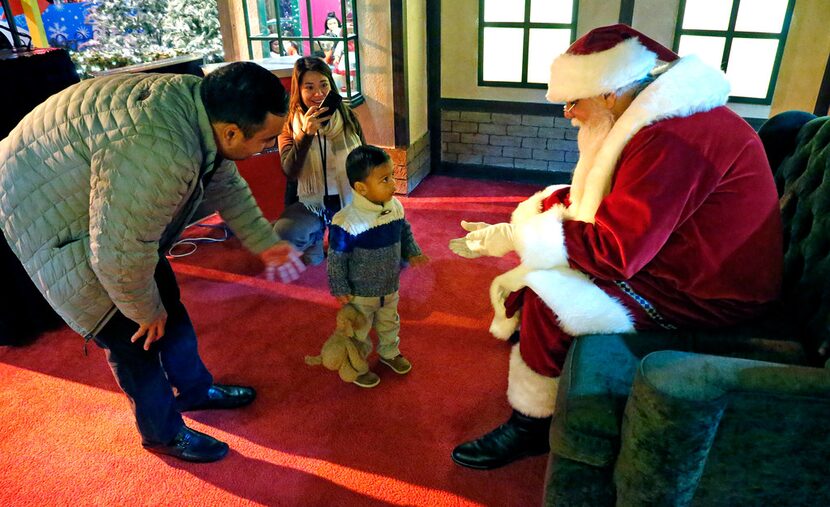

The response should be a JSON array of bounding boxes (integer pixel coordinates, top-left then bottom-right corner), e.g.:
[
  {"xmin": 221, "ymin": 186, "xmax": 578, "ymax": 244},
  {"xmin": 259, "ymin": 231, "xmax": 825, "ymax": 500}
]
[{"xmin": 449, "ymin": 24, "xmax": 783, "ymax": 470}]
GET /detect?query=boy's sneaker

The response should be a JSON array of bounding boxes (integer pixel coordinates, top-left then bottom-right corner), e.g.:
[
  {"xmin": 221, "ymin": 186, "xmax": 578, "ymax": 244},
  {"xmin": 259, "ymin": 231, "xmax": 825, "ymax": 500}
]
[
  {"xmin": 379, "ymin": 355, "xmax": 412, "ymax": 375},
  {"xmin": 353, "ymin": 371, "xmax": 380, "ymax": 388}
]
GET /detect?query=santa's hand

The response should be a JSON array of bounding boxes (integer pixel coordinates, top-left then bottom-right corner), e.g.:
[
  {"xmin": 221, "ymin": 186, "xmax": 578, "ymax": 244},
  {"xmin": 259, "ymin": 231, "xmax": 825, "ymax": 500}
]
[
  {"xmin": 460, "ymin": 220, "xmax": 492, "ymax": 232},
  {"xmin": 448, "ymin": 221, "xmax": 515, "ymax": 258}
]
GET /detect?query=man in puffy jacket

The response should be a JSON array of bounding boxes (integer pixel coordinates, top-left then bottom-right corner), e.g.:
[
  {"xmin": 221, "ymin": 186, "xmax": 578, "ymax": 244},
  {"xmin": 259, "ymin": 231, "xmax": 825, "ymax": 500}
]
[{"xmin": 0, "ymin": 62, "xmax": 298, "ymax": 462}]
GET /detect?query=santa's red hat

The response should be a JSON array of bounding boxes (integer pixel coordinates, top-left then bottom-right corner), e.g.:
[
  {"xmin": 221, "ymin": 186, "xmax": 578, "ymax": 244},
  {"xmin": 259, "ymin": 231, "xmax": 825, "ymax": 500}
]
[{"xmin": 546, "ymin": 24, "xmax": 679, "ymax": 103}]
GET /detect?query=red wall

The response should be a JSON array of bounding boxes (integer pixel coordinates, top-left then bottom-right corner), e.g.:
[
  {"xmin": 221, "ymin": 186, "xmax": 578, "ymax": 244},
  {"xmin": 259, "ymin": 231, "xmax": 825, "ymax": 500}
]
[{"xmin": 234, "ymin": 76, "xmax": 292, "ymax": 221}]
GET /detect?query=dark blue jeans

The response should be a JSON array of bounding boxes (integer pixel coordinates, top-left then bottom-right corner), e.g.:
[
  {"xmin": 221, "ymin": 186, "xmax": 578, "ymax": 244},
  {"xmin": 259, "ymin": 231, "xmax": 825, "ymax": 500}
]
[
  {"xmin": 94, "ymin": 258, "xmax": 213, "ymax": 446},
  {"xmin": 272, "ymin": 199, "xmax": 341, "ymax": 266},
  {"xmin": 272, "ymin": 202, "xmax": 326, "ymax": 265}
]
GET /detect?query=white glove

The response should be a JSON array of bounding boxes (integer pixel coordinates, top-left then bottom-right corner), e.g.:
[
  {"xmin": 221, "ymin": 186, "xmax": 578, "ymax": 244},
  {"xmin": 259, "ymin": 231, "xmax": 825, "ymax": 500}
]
[{"xmin": 448, "ymin": 220, "xmax": 515, "ymax": 259}]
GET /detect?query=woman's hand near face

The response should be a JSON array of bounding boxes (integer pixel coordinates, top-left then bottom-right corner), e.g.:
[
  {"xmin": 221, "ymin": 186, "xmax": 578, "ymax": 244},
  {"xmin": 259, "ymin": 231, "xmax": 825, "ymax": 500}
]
[{"xmin": 299, "ymin": 104, "xmax": 331, "ymax": 136}]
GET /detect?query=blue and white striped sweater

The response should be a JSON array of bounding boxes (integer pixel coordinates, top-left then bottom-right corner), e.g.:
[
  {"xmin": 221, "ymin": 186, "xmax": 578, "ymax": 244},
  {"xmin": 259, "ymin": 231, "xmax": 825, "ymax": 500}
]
[{"xmin": 327, "ymin": 193, "xmax": 422, "ymax": 297}]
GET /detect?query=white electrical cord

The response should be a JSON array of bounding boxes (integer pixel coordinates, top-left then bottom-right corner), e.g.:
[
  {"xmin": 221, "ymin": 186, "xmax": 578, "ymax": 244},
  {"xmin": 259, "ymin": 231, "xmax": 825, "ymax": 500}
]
[{"xmin": 166, "ymin": 222, "xmax": 232, "ymax": 258}]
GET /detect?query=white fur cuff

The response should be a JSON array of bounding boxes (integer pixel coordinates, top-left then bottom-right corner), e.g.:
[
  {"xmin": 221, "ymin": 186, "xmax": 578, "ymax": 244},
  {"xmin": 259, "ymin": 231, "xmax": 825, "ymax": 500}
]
[
  {"xmin": 513, "ymin": 204, "xmax": 568, "ymax": 270},
  {"xmin": 511, "ymin": 185, "xmax": 570, "ymax": 271},
  {"xmin": 525, "ymin": 269, "xmax": 635, "ymax": 336},
  {"xmin": 507, "ymin": 345, "xmax": 559, "ymax": 418}
]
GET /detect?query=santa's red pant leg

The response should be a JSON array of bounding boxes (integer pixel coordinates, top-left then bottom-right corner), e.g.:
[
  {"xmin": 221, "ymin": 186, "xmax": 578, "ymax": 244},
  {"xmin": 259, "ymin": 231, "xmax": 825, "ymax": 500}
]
[{"xmin": 503, "ymin": 282, "xmax": 660, "ymax": 418}]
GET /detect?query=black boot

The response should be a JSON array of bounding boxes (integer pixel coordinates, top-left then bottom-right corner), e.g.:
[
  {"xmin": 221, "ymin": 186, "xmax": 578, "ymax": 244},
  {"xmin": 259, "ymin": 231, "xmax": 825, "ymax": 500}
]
[
  {"xmin": 182, "ymin": 384, "xmax": 257, "ymax": 411},
  {"xmin": 144, "ymin": 426, "xmax": 229, "ymax": 462},
  {"xmin": 452, "ymin": 410, "xmax": 551, "ymax": 469}
]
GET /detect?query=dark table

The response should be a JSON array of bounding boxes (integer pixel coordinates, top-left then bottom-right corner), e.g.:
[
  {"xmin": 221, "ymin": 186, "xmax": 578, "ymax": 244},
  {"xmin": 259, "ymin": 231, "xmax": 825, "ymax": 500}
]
[{"xmin": 1, "ymin": 48, "xmax": 78, "ymax": 344}]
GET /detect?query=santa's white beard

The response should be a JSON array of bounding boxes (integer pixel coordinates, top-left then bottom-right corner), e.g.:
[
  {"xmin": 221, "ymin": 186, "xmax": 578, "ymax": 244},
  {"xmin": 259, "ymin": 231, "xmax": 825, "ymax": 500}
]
[{"xmin": 568, "ymin": 111, "xmax": 616, "ymax": 215}]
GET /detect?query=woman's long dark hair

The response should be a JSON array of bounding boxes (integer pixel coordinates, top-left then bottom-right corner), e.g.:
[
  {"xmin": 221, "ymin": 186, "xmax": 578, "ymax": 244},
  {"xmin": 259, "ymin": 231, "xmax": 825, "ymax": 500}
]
[{"xmin": 288, "ymin": 56, "xmax": 360, "ymax": 137}]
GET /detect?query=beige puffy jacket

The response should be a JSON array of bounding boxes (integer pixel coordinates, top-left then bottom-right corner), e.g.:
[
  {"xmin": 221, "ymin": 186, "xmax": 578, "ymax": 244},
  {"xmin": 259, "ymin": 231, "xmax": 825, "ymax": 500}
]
[{"xmin": 0, "ymin": 73, "xmax": 278, "ymax": 337}]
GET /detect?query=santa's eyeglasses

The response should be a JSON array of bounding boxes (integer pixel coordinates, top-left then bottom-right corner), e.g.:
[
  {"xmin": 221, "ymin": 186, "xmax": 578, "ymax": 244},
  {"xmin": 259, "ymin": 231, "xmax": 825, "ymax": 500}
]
[{"xmin": 564, "ymin": 99, "xmax": 580, "ymax": 114}]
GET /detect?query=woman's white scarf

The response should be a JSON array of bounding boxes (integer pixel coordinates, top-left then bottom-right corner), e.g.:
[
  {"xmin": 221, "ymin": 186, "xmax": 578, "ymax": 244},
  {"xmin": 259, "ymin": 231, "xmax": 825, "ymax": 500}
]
[{"xmin": 293, "ymin": 110, "xmax": 362, "ymax": 214}]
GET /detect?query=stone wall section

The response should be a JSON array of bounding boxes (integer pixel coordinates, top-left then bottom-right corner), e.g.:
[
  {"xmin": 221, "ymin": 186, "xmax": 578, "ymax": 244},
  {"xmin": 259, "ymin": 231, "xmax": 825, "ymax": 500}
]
[{"xmin": 441, "ymin": 110, "xmax": 579, "ymax": 175}]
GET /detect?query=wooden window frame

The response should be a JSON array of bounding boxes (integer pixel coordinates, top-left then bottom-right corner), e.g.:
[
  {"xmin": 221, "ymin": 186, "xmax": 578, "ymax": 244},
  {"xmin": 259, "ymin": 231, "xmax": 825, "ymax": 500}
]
[
  {"xmin": 477, "ymin": 0, "xmax": 578, "ymax": 89},
  {"xmin": 673, "ymin": 0, "xmax": 795, "ymax": 105},
  {"xmin": 243, "ymin": 0, "xmax": 363, "ymax": 105}
]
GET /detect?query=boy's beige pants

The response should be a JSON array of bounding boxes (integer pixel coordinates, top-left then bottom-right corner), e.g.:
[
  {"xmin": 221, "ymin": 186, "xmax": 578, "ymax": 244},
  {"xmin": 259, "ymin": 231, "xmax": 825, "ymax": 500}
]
[{"xmin": 349, "ymin": 291, "xmax": 401, "ymax": 360}]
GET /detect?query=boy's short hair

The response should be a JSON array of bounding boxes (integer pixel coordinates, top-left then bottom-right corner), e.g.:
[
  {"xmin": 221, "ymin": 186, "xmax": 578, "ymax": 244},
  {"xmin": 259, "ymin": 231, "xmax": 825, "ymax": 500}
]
[
  {"xmin": 346, "ymin": 145, "xmax": 390, "ymax": 187},
  {"xmin": 201, "ymin": 62, "xmax": 288, "ymax": 138}
]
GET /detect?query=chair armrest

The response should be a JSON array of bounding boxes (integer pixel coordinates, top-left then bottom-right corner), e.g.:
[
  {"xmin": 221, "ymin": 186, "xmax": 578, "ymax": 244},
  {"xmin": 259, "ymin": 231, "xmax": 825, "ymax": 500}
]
[
  {"xmin": 614, "ymin": 351, "xmax": 830, "ymax": 506},
  {"xmin": 550, "ymin": 330, "xmax": 805, "ymax": 467},
  {"xmin": 551, "ymin": 331, "xmax": 681, "ymax": 466}
]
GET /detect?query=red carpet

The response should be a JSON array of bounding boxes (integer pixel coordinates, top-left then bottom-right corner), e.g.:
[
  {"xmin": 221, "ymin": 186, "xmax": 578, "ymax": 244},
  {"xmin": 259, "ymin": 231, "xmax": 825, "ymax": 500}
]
[{"xmin": 0, "ymin": 175, "xmax": 546, "ymax": 506}]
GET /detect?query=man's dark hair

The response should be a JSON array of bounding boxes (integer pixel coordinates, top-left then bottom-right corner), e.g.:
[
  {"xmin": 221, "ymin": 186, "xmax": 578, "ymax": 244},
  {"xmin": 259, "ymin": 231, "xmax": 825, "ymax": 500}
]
[
  {"xmin": 201, "ymin": 61, "xmax": 287, "ymax": 138},
  {"xmin": 346, "ymin": 145, "xmax": 390, "ymax": 187}
]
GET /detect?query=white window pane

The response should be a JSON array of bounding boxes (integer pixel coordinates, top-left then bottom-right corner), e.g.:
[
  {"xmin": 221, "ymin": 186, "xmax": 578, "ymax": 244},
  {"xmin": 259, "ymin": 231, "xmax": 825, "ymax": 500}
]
[
  {"xmin": 682, "ymin": 0, "xmax": 734, "ymax": 30},
  {"xmin": 528, "ymin": 29, "xmax": 572, "ymax": 83},
  {"xmin": 678, "ymin": 35, "xmax": 726, "ymax": 70},
  {"xmin": 484, "ymin": 0, "xmax": 525, "ymax": 23},
  {"xmin": 483, "ymin": 27, "xmax": 524, "ymax": 82},
  {"xmin": 735, "ymin": 0, "xmax": 788, "ymax": 33},
  {"xmin": 530, "ymin": 0, "xmax": 573, "ymax": 23},
  {"xmin": 726, "ymin": 38, "xmax": 778, "ymax": 98}
]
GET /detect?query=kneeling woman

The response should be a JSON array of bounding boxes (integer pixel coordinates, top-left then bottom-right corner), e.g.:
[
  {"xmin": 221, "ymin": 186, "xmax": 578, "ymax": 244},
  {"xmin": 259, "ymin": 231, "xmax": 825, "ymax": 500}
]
[{"xmin": 274, "ymin": 56, "xmax": 364, "ymax": 264}]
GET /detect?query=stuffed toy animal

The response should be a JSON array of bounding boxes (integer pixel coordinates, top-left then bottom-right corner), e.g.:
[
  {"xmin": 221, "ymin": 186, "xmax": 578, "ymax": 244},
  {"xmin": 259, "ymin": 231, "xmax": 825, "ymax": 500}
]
[{"xmin": 304, "ymin": 304, "xmax": 369, "ymax": 382}]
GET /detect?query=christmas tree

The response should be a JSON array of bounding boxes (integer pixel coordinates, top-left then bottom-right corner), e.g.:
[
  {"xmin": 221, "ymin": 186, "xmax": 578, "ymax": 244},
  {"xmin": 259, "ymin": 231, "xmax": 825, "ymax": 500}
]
[
  {"xmin": 162, "ymin": 0, "xmax": 224, "ymax": 64},
  {"xmin": 73, "ymin": 0, "xmax": 224, "ymax": 78},
  {"xmin": 279, "ymin": 0, "xmax": 301, "ymax": 39}
]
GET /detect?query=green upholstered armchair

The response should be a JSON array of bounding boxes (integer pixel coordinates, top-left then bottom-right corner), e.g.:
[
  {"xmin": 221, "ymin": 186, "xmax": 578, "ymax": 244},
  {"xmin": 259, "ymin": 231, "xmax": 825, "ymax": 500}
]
[{"xmin": 543, "ymin": 112, "xmax": 830, "ymax": 507}]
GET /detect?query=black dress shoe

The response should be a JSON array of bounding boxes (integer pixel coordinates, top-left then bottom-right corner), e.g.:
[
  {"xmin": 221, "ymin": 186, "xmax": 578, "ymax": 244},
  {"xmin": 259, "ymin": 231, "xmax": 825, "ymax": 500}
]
[
  {"xmin": 452, "ymin": 410, "xmax": 551, "ymax": 470},
  {"xmin": 184, "ymin": 384, "xmax": 257, "ymax": 411},
  {"xmin": 144, "ymin": 426, "xmax": 229, "ymax": 463}
]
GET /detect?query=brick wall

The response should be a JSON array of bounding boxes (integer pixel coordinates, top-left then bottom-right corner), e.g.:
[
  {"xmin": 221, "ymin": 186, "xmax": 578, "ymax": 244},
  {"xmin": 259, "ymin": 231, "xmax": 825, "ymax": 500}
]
[
  {"xmin": 441, "ymin": 110, "xmax": 579, "ymax": 175},
  {"xmin": 387, "ymin": 131, "xmax": 430, "ymax": 194}
]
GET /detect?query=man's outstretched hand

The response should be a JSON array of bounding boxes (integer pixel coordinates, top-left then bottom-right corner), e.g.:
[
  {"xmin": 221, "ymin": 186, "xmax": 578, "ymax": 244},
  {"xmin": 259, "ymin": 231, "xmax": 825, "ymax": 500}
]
[
  {"xmin": 260, "ymin": 241, "xmax": 305, "ymax": 283},
  {"xmin": 448, "ymin": 220, "xmax": 515, "ymax": 258}
]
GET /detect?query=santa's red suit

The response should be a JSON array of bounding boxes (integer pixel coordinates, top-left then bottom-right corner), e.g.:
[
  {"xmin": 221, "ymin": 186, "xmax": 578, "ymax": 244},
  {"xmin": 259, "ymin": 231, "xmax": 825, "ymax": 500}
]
[
  {"xmin": 490, "ymin": 55, "xmax": 783, "ymax": 419},
  {"xmin": 450, "ymin": 24, "xmax": 786, "ymax": 472}
]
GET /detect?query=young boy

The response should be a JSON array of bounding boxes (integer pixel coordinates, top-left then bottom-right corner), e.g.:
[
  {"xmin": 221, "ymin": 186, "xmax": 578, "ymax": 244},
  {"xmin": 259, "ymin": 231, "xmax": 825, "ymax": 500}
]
[{"xmin": 327, "ymin": 145, "xmax": 429, "ymax": 388}]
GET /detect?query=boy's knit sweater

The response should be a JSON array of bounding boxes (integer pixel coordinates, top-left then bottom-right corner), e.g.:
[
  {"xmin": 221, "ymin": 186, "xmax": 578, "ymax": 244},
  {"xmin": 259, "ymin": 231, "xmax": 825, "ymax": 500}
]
[{"xmin": 327, "ymin": 192, "xmax": 422, "ymax": 297}]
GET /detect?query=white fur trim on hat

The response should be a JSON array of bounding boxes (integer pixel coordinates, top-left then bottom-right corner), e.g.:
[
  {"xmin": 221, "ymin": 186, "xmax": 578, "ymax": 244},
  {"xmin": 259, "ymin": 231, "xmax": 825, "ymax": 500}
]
[
  {"xmin": 567, "ymin": 54, "xmax": 731, "ymax": 223},
  {"xmin": 547, "ymin": 37, "xmax": 656, "ymax": 103},
  {"xmin": 507, "ymin": 344, "xmax": 559, "ymax": 418}
]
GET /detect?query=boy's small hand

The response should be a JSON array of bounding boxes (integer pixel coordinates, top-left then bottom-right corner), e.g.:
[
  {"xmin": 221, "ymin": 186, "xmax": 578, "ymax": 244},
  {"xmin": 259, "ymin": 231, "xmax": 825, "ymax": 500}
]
[
  {"xmin": 408, "ymin": 254, "xmax": 430, "ymax": 267},
  {"xmin": 336, "ymin": 294, "xmax": 351, "ymax": 305}
]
